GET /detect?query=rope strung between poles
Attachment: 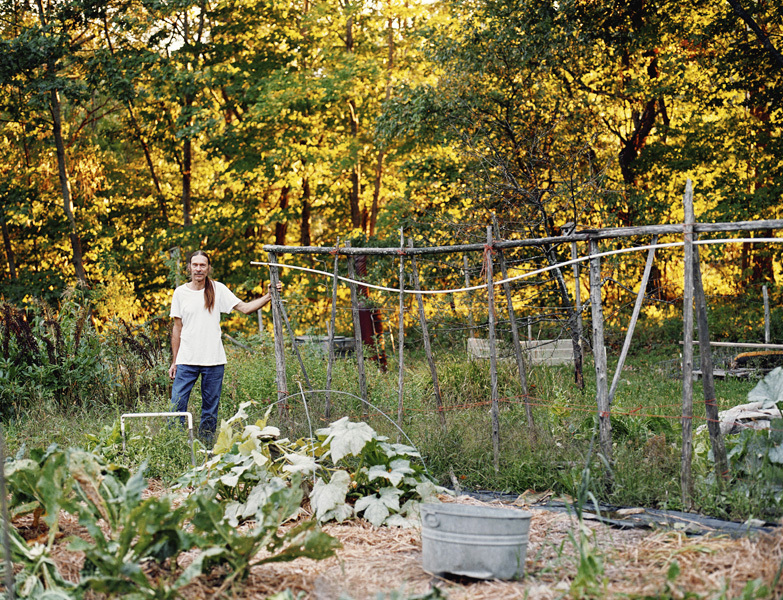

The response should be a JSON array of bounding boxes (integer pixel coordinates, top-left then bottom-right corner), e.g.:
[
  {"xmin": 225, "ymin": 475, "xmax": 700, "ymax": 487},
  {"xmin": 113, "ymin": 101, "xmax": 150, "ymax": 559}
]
[{"xmin": 251, "ymin": 236, "xmax": 783, "ymax": 295}]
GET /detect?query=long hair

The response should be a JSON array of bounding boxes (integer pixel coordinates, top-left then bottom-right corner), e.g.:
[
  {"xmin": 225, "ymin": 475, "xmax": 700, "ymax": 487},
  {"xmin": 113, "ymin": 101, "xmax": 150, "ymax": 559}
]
[{"xmin": 188, "ymin": 250, "xmax": 215, "ymax": 312}]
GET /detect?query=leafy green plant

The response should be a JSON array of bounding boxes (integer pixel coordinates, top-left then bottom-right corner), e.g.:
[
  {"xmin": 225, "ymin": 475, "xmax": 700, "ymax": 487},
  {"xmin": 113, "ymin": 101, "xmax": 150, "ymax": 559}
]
[
  {"xmin": 177, "ymin": 402, "xmax": 447, "ymax": 527},
  {"xmin": 188, "ymin": 476, "xmax": 340, "ymax": 593},
  {"xmin": 3, "ymin": 440, "xmax": 340, "ymax": 598},
  {"xmin": 3, "ymin": 444, "xmax": 77, "ymax": 598},
  {"xmin": 311, "ymin": 417, "xmax": 446, "ymax": 526},
  {"xmin": 0, "ymin": 296, "xmax": 109, "ymax": 415},
  {"xmin": 66, "ymin": 451, "xmax": 198, "ymax": 599}
]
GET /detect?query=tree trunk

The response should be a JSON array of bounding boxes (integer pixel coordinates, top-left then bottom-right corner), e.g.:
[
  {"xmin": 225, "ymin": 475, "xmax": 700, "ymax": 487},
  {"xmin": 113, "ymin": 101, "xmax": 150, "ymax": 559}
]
[
  {"xmin": 49, "ymin": 87, "xmax": 88, "ymax": 286},
  {"xmin": 369, "ymin": 149, "xmax": 384, "ymax": 237},
  {"xmin": 181, "ymin": 96, "xmax": 193, "ymax": 227},
  {"xmin": 1, "ymin": 213, "xmax": 16, "ymax": 280},
  {"xmin": 368, "ymin": 13, "xmax": 395, "ymax": 237},
  {"xmin": 348, "ymin": 99, "xmax": 361, "ymax": 230},
  {"xmin": 275, "ymin": 186, "xmax": 290, "ymax": 246},
  {"xmin": 301, "ymin": 178, "xmax": 311, "ymax": 247},
  {"xmin": 37, "ymin": 0, "xmax": 87, "ymax": 286},
  {"xmin": 345, "ymin": 13, "xmax": 362, "ymax": 230}
]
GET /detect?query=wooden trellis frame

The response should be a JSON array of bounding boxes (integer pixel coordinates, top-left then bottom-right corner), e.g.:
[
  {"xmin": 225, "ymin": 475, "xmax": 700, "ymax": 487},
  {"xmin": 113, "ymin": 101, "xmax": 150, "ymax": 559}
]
[{"xmin": 262, "ymin": 184, "xmax": 783, "ymax": 502}]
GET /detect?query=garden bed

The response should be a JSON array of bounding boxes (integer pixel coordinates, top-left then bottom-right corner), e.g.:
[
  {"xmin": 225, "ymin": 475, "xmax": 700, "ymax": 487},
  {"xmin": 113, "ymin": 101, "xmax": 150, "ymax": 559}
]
[{"xmin": 23, "ymin": 493, "xmax": 783, "ymax": 599}]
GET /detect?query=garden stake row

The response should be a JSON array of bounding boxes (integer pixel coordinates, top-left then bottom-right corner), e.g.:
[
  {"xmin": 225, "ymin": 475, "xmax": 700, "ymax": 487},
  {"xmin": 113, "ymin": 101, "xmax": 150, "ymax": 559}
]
[{"xmin": 258, "ymin": 190, "xmax": 783, "ymax": 509}]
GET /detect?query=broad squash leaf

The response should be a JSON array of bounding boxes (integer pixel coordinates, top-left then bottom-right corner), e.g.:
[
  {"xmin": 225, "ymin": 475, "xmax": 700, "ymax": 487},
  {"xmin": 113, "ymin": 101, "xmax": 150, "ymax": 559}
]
[
  {"xmin": 310, "ymin": 470, "xmax": 352, "ymax": 522},
  {"xmin": 317, "ymin": 418, "xmax": 375, "ymax": 463}
]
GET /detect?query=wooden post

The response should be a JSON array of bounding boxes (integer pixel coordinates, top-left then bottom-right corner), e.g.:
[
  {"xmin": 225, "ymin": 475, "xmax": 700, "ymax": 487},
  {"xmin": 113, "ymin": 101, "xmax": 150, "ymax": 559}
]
[
  {"xmin": 493, "ymin": 216, "xmax": 532, "ymax": 427},
  {"xmin": 486, "ymin": 227, "xmax": 501, "ymax": 472},
  {"xmin": 693, "ymin": 242, "xmax": 729, "ymax": 481},
  {"xmin": 410, "ymin": 239, "xmax": 446, "ymax": 428},
  {"xmin": 463, "ymin": 254, "xmax": 476, "ymax": 338},
  {"xmin": 346, "ymin": 241, "xmax": 369, "ymax": 416},
  {"xmin": 277, "ymin": 285, "xmax": 314, "ymax": 394},
  {"xmin": 269, "ymin": 253, "xmax": 288, "ymax": 419},
  {"xmin": 609, "ymin": 236, "xmax": 658, "ymax": 404},
  {"xmin": 764, "ymin": 285, "xmax": 770, "ymax": 344},
  {"xmin": 562, "ymin": 222, "xmax": 584, "ymax": 353},
  {"xmin": 256, "ymin": 308, "xmax": 263, "ymax": 336},
  {"xmin": 325, "ymin": 240, "xmax": 340, "ymax": 420},
  {"xmin": 589, "ymin": 238, "xmax": 612, "ymax": 472},
  {"xmin": 397, "ymin": 228, "xmax": 406, "ymax": 434},
  {"xmin": 681, "ymin": 179, "xmax": 695, "ymax": 509},
  {"xmin": 571, "ymin": 240, "xmax": 583, "ymax": 351}
]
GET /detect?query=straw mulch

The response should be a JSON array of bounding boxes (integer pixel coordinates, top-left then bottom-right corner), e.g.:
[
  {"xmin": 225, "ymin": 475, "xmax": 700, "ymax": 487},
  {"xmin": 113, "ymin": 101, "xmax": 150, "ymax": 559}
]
[{"xmin": 27, "ymin": 493, "xmax": 783, "ymax": 599}]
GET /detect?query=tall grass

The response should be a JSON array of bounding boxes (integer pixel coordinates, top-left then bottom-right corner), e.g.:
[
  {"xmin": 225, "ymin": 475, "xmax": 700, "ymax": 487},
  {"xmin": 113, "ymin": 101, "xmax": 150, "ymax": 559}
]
[{"xmin": 2, "ymin": 297, "xmax": 779, "ymax": 521}]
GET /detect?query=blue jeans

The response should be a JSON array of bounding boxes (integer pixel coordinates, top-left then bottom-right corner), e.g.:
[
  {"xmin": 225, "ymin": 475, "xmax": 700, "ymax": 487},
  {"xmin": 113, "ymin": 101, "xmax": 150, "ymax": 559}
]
[{"xmin": 171, "ymin": 364, "xmax": 225, "ymax": 444}]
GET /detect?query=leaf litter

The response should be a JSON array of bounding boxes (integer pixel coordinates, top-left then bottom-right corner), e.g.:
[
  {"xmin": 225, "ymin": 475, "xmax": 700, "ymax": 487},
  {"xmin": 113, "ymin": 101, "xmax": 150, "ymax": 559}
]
[{"xmin": 18, "ymin": 491, "xmax": 782, "ymax": 599}]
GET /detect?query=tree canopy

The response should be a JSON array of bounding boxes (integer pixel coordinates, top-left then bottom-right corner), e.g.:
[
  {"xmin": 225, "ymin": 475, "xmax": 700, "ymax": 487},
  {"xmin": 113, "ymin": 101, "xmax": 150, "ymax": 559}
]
[{"xmin": 0, "ymin": 0, "xmax": 781, "ymax": 320}]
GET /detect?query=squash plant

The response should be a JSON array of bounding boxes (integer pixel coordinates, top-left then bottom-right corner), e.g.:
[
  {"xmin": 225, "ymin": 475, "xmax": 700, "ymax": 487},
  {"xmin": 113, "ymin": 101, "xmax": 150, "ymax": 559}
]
[
  {"xmin": 3, "ymin": 443, "xmax": 338, "ymax": 598},
  {"xmin": 178, "ymin": 402, "xmax": 448, "ymax": 527}
]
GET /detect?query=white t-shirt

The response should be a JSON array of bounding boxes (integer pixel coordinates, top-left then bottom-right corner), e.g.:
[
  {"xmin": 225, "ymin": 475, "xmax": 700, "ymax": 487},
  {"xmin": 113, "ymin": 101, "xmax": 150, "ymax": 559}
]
[{"xmin": 170, "ymin": 280, "xmax": 241, "ymax": 366}]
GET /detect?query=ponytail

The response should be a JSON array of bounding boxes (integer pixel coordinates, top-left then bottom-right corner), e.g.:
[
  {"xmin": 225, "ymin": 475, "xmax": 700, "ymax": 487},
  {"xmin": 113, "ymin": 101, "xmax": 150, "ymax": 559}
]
[{"xmin": 204, "ymin": 277, "xmax": 215, "ymax": 312}]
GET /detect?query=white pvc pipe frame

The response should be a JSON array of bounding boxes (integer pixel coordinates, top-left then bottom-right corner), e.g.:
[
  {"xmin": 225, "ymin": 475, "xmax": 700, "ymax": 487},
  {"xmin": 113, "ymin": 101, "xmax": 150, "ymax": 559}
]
[
  {"xmin": 253, "ymin": 237, "xmax": 783, "ymax": 296},
  {"xmin": 120, "ymin": 412, "xmax": 197, "ymax": 467}
]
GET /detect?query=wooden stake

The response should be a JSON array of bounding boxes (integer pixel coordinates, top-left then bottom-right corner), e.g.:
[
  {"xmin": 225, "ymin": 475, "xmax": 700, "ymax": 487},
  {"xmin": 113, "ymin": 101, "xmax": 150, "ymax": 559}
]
[
  {"xmin": 764, "ymin": 285, "xmax": 770, "ymax": 344},
  {"xmin": 325, "ymin": 240, "xmax": 340, "ymax": 421},
  {"xmin": 486, "ymin": 227, "xmax": 501, "ymax": 472},
  {"xmin": 571, "ymin": 238, "xmax": 583, "ymax": 352},
  {"xmin": 589, "ymin": 238, "xmax": 612, "ymax": 472},
  {"xmin": 346, "ymin": 241, "xmax": 369, "ymax": 416},
  {"xmin": 397, "ymin": 228, "xmax": 406, "ymax": 435},
  {"xmin": 277, "ymin": 289, "xmax": 314, "ymax": 394},
  {"xmin": 681, "ymin": 179, "xmax": 695, "ymax": 509},
  {"xmin": 410, "ymin": 238, "xmax": 446, "ymax": 428},
  {"xmin": 493, "ymin": 216, "xmax": 532, "ymax": 427},
  {"xmin": 609, "ymin": 236, "xmax": 658, "ymax": 404},
  {"xmin": 269, "ymin": 253, "xmax": 288, "ymax": 419},
  {"xmin": 693, "ymin": 240, "xmax": 729, "ymax": 482}
]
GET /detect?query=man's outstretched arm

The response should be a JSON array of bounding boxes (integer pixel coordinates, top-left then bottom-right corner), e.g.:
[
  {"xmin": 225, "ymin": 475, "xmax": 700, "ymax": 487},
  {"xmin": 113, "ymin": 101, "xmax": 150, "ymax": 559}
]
[{"xmin": 234, "ymin": 282, "xmax": 283, "ymax": 315}]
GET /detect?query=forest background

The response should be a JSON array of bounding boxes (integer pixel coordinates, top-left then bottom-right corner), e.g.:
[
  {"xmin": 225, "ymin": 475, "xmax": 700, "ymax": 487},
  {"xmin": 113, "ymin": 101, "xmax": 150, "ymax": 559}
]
[{"xmin": 1, "ymin": 0, "xmax": 782, "ymax": 326}]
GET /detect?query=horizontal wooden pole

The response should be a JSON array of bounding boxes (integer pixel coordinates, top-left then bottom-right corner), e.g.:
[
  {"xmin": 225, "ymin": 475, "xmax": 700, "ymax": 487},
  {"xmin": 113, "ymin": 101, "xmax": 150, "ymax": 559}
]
[
  {"xmin": 262, "ymin": 220, "xmax": 783, "ymax": 256},
  {"xmin": 683, "ymin": 341, "xmax": 783, "ymax": 350}
]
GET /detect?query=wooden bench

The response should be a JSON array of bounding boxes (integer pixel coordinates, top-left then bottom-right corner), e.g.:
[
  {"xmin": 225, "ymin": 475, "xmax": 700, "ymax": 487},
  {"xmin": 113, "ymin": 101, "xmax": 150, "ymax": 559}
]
[{"xmin": 467, "ymin": 338, "xmax": 573, "ymax": 366}]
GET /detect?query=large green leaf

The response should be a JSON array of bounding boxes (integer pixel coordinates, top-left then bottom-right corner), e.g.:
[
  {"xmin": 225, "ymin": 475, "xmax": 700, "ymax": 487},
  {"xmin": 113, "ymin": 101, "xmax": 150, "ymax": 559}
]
[
  {"xmin": 367, "ymin": 459, "xmax": 415, "ymax": 487},
  {"xmin": 354, "ymin": 487, "xmax": 403, "ymax": 527},
  {"xmin": 310, "ymin": 470, "xmax": 352, "ymax": 522},
  {"xmin": 317, "ymin": 418, "xmax": 375, "ymax": 463}
]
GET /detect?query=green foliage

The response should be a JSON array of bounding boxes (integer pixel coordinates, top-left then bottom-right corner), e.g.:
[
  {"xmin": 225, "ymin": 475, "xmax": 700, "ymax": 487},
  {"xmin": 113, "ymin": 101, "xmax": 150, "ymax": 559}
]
[
  {"xmin": 188, "ymin": 478, "xmax": 340, "ymax": 590},
  {"xmin": 177, "ymin": 401, "xmax": 447, "ymax": 528},
  {"xmin": 568, "ymin": 523, "xmax": 606, "ymax": 600},
  {"xmin": 99, "ymin": 317, "xmax": 170, "ymax": 410},
  {"xmin": 3, "ymin": 442, "xmax": 339, "ymax": 598},
  {"xmin": 0, "ymin": 296, "xmax": 108, "ymax": 416}
]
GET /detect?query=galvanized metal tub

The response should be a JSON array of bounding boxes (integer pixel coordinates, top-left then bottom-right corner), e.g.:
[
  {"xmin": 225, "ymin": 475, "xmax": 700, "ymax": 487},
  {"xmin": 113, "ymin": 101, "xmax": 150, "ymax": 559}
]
[{"xmin": 420, "ymin": 503, "xmax": 531, "ymax": 580}]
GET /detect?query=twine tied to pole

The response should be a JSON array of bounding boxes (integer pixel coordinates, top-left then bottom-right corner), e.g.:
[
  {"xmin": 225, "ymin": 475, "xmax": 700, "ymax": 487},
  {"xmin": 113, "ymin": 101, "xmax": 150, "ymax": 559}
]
[{"xmin": 479, "ymin": 243, "xmax": 496, "ymax": 280}]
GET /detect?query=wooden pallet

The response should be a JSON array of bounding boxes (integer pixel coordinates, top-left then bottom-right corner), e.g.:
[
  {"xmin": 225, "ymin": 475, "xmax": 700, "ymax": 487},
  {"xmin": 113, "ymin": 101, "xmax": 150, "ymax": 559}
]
[{"xmin": 467, "ymin": 338, "xmax": 573, "ymax": 366}]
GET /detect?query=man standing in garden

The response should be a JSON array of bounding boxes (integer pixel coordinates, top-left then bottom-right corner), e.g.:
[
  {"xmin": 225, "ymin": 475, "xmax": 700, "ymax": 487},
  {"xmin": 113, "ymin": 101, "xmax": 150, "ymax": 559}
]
[{"xmin": 169, "ymin": 250, "xmax": 281, "ymax": 444}]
